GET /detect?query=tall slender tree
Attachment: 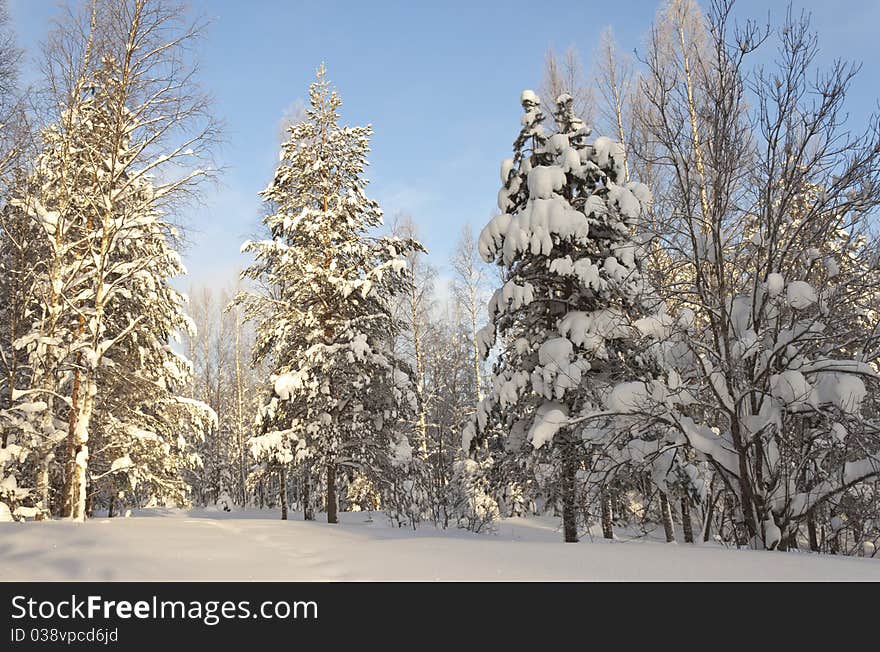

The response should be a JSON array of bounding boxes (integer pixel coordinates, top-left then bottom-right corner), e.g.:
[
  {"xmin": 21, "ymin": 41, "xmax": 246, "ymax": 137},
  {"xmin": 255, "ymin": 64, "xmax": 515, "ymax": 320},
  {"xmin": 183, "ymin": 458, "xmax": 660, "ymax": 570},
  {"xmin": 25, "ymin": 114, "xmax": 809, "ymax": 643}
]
[
  {"xmin": 237, "ymin": 65, "xmax": 421, "ymax": 524},
  {"xmin": 450, "ymin": 225, "xmax": 489, "ymax": 404}
]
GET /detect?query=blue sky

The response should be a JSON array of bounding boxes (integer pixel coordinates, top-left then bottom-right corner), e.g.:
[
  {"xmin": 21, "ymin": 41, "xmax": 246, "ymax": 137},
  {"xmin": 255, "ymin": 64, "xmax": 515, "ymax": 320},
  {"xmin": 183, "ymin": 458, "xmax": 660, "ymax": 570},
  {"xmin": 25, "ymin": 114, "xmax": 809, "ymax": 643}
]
[{"xmin": 8, "ymin": 0, "xmax": 880, "ymax": 292}]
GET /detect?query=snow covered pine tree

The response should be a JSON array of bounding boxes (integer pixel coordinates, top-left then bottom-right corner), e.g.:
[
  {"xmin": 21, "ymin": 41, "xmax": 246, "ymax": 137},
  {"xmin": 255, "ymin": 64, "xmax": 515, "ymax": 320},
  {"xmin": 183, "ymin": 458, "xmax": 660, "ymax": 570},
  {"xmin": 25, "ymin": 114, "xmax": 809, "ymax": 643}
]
[
  {"xmin": 464, "ymin": 90, "xmax": 654, "ymax": 542},
  {"xmin": 238, "ymin": 65, "xmax": 422, "ymax": 524}
]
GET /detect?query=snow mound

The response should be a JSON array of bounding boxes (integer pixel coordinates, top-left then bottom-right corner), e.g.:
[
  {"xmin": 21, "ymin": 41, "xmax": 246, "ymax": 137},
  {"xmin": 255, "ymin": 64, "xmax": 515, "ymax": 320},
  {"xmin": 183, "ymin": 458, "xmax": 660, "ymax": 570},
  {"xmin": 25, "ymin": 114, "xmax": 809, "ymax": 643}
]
[
  {"xmin": 786, "ymin": 281, "xmax": 817, "ymax": 309},
  {"xmin": 529, "ymin": 402, "xmax": 568, "ymax": 449}
]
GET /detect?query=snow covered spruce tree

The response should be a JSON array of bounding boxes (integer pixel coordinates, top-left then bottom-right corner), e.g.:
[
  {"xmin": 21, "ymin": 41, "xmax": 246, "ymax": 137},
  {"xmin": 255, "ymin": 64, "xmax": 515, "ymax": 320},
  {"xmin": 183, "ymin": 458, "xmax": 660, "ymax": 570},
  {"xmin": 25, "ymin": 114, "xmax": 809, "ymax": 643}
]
[
  {"xmin": 237, "ymin": 65, "xmax": 422, "ymax": 525},
  {"xmin": 464, "ymin": 90, "xmax": 654, "ymax": 542}
]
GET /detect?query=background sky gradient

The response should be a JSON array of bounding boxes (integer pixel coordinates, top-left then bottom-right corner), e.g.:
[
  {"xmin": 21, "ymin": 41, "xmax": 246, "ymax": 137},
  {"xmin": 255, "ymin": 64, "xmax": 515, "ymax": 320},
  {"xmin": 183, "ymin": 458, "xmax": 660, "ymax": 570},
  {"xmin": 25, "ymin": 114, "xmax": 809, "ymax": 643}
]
[{"xmin": 8, "ymin": 0, "xmax": 880, "ymax": 293}]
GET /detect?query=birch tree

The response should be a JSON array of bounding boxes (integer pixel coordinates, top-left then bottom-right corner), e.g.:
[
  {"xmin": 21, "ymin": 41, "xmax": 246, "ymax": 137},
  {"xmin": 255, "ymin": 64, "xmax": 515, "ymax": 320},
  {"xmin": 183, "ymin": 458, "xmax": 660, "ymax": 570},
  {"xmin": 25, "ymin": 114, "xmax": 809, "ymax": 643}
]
[
  {"xmin": 540, "ymin": 46, "xmax": 593, "ymax": 129},
  {"xmin": 624, "ymin": 0, "xmax": 880, "ymax": 549},
  {"xmin": 450, "ymin": 224, "xmax": 488, "ymax": 403},
  {"xmin": 4, "ymin": 0, "xmax": 217, "ymax": 520},
  {"xmin": 391, "ymin": 214, "xmax": 435, "ymax": 457}
]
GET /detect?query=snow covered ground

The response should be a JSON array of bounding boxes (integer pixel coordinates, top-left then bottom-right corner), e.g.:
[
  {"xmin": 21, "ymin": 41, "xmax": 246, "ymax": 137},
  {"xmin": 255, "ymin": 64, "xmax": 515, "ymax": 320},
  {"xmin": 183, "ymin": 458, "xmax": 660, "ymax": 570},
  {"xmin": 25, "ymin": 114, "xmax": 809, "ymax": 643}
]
[{"xmin": 1, "ymin": 508, "xmax": 878, "ymax": 581}]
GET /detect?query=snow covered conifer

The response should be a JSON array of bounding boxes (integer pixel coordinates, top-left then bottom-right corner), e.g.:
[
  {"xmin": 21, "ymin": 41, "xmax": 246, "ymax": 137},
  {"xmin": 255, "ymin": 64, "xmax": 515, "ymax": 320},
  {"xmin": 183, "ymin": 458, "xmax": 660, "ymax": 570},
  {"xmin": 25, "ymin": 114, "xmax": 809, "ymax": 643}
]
[
  {"xmin": 466, "ymin": 90, "xmax": 655, "ymax": 542},
  {"xmin": 237, "ymin": 65, "xmax": 421, "ymax": 524}
]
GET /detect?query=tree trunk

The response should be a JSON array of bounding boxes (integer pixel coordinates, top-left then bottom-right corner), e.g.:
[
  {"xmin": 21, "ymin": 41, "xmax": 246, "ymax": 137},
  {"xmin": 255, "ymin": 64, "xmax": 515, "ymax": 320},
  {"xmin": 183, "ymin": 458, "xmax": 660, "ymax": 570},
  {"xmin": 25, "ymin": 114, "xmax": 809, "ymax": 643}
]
[
  {"xmin": 438, "ymin": 427, "xmax": 448, "ymax": 528},
  {"xmin": 561, "ymin": 437, "xmax": 578, "ymax": 543},
  {"xmin": 807, "ymin": 511, "xmax": 819, "ymax": 552},
  {"xmin": 302, "ymin": 466, "xmax": 314, "ymax": 521},
  {"xmin": 411, "ymin": 295, "xmax": 428, "ymax": 457},
  {"xmin": 61, "ymin": 363, "xmax": 84, "ymax": 517},
  {"xmin": 702, "ymin": 483, "xmax": 717, "ymax": 542},
  {"xmin": 471, "ymin": 303, "xmax": 482, "ymax": 402},
  {"xmin": 327, "ymin": 460, "xmax": 338, "ymax": 524},
  {"xmin": 279, "ymin": 464, "xmax": 288, "ymax": 521},
  {"xmin": 778, "ymin": 525, "xmax": 796, "ymax": 552},
  {"xmin": 660, "ymin": 490, "xmax": 675, "ymax": 543},
  {"xmin": 717, "ymin": 495, "xmax": 729, "ymax": 543},
  {"xmin": 64, "ymin": 210, "xmax": 109, "ymax": 522},
  {"xmin": 66, "ymin": 383, "xmax": 94, "ymax": 522},
  {"xmin": 601, "ymin": 492, "xmax": 614, "ymax": 540},
  {"xmin": 681, "ymin": 495, "xmax": 694, "ymax": 543},
  {"xmin": 233, "ymin": 304, "xmax": 247, "ymax": 508},
  {"xmin": 34, "ymin": 452, "xmax": 52, "ymax": 520}
]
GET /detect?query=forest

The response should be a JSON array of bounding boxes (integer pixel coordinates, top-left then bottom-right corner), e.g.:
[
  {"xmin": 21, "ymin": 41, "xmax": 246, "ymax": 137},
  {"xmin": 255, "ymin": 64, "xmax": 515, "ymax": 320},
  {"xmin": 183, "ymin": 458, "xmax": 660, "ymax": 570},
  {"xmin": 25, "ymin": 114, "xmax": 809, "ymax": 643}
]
[{"xmin": 1, "ymin": 0, "xmax": 879, "ymax": 563}]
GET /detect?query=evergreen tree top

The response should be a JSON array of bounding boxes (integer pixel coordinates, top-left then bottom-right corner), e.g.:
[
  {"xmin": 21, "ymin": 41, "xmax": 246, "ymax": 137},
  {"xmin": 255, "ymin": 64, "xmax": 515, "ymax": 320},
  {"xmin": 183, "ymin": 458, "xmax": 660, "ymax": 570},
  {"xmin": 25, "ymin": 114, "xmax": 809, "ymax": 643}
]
[{"xmin": 260, "ymin": 64, "xmax": 380, "ymax": 245}]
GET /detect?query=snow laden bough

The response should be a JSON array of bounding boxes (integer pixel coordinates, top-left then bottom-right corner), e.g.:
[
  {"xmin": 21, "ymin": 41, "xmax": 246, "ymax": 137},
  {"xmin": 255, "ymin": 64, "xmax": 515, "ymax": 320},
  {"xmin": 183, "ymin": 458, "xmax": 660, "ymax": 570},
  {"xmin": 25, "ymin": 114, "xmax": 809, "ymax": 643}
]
[{"xmin": 599, "ymin": 268, "xmax": 880, "ymax": 550}]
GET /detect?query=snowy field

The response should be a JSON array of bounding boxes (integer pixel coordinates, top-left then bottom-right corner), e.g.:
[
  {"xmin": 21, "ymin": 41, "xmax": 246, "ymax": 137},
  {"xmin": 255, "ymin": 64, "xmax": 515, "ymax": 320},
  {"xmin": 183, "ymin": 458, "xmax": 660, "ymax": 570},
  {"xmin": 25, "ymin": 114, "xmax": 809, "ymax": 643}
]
[{"xmin": 1, "ymin": 509, "xmax": 878, "ymax": 581}]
